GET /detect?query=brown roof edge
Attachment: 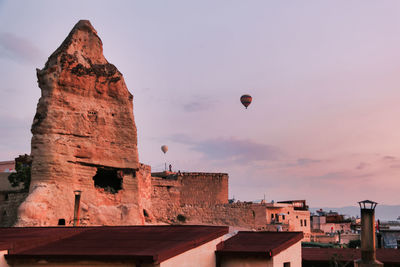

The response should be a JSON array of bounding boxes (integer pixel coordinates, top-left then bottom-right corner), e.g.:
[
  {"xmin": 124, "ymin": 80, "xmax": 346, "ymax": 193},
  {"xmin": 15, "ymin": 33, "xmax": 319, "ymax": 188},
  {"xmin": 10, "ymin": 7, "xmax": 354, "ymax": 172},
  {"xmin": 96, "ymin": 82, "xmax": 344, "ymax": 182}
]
[
  {"xmin": 215, "ymin": 250, "xmax": 271, "ymax": 258},
  {"xmin": 216, "ymin": 240, "xmax": 225, "ymax": 251},
  {"xmin": 8, "ymin": 228, "xmax": 90, "ymax": 254},
  {"xmin": 270, "ymin": 232, "xmax": 303, "ymax": 257},
  {"xmin": 4, "ymin": 254, "xmax": 154, "ymax": 264},
  {"xmin": 215, "ymin": 231, "xmax": 303, "ymax": 259},
  {"xmin": 155, "ymin": 226, "xmax": 229, "ymax": 263}
]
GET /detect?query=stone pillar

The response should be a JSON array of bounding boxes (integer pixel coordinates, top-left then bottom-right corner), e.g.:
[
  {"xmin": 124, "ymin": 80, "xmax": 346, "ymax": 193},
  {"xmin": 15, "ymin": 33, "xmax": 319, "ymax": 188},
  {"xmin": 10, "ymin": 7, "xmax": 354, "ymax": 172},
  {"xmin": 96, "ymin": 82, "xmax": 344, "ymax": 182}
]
[{"xmin": 354, "ymin": 206, "xmax": 383, "ymax": 267}]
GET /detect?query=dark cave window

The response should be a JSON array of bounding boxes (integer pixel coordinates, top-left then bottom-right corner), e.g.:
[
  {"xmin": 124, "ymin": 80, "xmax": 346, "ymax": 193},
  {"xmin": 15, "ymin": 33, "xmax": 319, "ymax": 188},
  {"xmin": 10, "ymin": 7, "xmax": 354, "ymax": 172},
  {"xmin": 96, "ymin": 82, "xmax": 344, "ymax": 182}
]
[
  {"xmin": 177, "ymin": 214, "xmax": 186, "ymax": 223},
  {"xmin": 58, "ymin": 219, "xmax": 66, "ymax": 225},
  {"xmin": 93, "ymin": 168, "xmax": 122, "ymax": 194},
  {"xmin": 143, "ymin": 209, "xmax": 149, "ymax": 217}
]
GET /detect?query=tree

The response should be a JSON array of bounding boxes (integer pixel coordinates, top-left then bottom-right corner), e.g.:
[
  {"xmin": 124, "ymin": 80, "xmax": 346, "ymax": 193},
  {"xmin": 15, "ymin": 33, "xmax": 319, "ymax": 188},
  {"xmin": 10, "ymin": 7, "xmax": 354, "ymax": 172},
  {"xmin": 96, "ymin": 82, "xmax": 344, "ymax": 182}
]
[{"xmin": 8, "ymin": 162, "xmax": 31, "ymax": 191}]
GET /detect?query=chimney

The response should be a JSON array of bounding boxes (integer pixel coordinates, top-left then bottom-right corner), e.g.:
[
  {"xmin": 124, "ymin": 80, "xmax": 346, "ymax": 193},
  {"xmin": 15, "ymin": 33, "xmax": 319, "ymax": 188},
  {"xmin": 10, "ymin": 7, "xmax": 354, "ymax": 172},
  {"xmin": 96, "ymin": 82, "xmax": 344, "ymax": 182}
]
[
  {"xmin": 73, "ymin": 190, "xmax": 82, "ymax": 226},
  {"xmin": 354, "ymin": 200, "xmax": 383, "ymax": 267}
]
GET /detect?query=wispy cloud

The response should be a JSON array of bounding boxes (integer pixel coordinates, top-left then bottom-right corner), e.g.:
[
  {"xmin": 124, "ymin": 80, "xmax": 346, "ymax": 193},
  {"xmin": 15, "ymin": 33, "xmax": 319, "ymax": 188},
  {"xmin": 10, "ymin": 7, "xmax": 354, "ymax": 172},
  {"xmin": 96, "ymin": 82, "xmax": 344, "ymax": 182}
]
[
  {"xmin": 0, "ymin": 32, "xmax": 43, "ymax": 64},
  {"xmin": 356, "ymin": 162, "xmax": 369, "ymax": 170},
  {"xmin": 170, "ymin": 134, "xmax": 281, "ymax": 164},
  {"xmin": 182, "ymin": 95, "xmax": 218, "ymax": 112},
  {"xmin": 382, "ymin": 155, "xmax": 397, "ymax": 162},
  {"xmin": 297, "ymin": 158, "xmax": 321, "ymax": 165}
]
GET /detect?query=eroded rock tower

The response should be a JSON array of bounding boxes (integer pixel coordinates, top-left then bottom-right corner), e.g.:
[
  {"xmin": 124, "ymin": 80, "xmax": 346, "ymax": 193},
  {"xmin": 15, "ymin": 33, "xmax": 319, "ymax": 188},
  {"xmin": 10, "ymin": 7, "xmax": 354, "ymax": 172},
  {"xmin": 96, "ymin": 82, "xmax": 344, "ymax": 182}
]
[{"xmin": 17, "ymin": 20, "xmax": 144, "ymax": 226}]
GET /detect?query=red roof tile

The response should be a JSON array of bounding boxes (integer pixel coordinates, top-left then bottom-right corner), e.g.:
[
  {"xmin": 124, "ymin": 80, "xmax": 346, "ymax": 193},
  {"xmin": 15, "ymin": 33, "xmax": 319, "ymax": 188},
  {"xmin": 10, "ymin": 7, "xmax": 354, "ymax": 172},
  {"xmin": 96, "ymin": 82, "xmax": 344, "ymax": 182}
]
[
  {"xmin": 216, "ymin": 231, "xmax": 303, "ymax": 258},
  {"xmin": 3, "ymin": 225, "xmax": 228, "ymax": 264},
  {"xmin": 302, "ymin": 248, "xmax": 400, "ymax": 265}
]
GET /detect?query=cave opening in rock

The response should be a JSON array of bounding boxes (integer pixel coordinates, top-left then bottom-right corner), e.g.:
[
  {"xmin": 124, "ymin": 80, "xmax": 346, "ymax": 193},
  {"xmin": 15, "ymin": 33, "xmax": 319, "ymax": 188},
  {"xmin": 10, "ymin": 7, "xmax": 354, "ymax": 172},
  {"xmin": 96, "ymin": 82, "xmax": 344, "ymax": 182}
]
[{"xmin": 92, "ymin": 168, "xmax": 122, "ymax": 194}]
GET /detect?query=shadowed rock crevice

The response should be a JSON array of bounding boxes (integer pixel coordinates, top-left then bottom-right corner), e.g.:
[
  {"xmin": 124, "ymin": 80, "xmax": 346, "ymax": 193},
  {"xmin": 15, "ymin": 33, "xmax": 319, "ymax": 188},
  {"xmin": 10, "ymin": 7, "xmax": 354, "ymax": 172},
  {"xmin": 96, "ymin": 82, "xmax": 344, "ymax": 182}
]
[{"xmin": 93, "ymin": 168, "xmax": 123, "ymax": 194}]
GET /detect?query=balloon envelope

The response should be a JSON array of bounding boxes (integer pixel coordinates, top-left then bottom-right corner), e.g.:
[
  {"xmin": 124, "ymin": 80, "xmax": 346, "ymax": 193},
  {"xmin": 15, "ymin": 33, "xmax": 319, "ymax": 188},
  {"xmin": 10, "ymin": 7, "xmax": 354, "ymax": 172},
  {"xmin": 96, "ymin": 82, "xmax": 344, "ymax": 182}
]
[
  {"xmin": 240, "ymin": 94, "xmax": 252, "ymax": 109},
  {"xmin": 161, "ymin": 145, "xmax": 168, "ymax": 154}
]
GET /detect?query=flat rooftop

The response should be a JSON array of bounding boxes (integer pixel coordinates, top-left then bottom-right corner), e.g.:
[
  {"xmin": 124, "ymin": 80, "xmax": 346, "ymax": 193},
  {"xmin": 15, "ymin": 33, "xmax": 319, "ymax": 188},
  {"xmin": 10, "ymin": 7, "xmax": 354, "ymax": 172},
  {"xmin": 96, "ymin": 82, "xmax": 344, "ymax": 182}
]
[
  {"xmin": 2, "ymin": 225, "xmax": 229, "ymax": 264},
  {"xmin": 216, "ymin": 231, "xmax": 303, "ymax": 258}
]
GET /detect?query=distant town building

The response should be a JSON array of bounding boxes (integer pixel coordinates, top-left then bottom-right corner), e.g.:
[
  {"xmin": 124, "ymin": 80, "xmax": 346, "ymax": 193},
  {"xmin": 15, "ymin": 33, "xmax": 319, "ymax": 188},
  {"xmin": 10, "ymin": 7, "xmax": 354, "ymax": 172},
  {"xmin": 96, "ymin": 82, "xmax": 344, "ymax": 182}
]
[
  {"xmin": 0, "ymin": 157, "xmax": 28, "ymax": 226},
  {"xmin": 0, "ymin": 161, "xmax": 15, "ymax": 173},
  {"xmin": 378, "ymin": 220, "xmax": 400, "ymax": 248},
  {"xmin": 311, "ymin": 209, "xmax": 352, "ymax": 234},
  {"xmin": 264, "ymin": 200, "xmax": 311, "ymax": 240},
  {"xmin": 310, "ymin": 209, "xmax": 356, "ymax": 244},
  {"xmin": 303, "ymin": 247, "xmax": 400, "ymax": 267}
]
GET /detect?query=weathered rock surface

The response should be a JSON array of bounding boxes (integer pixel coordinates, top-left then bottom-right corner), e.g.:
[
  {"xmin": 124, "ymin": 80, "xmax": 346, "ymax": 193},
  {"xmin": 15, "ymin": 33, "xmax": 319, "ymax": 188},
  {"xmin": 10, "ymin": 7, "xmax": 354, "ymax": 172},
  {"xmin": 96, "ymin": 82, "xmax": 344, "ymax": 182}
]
[{"xmin": 17, "ymin": 20, "xmax": 142, "ymax": 226}]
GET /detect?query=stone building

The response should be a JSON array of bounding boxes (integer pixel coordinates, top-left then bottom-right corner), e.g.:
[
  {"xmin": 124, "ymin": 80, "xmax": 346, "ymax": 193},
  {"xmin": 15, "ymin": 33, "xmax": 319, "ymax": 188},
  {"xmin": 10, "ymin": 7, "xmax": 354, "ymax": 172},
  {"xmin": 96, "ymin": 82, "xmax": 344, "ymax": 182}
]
[
  {"xmin": 309, "ymin": 209, "xmax": 355, "ymax": 245},
  {"xmin": 0, "ymin": 161, "xmax": 14, "ymax": 173},
  {"xmin": 311, "ymin": 209, "xmax": 352, "ymax": 234},
  {"xmin": 264, "ymin": 200, "xmax": 311, "ymax": 240},
  {"xmin": 0, "ymin": 160, "xmax": 26, "ymax": 227}
]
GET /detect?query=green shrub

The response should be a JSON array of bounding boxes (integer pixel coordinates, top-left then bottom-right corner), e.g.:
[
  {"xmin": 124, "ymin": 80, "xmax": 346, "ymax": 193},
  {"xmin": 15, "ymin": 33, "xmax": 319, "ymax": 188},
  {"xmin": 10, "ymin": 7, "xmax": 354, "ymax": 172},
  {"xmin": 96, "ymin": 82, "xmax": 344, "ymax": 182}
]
[{"xmin": 8, "ymin": 162, "xmax": 31, "ymax": 191}]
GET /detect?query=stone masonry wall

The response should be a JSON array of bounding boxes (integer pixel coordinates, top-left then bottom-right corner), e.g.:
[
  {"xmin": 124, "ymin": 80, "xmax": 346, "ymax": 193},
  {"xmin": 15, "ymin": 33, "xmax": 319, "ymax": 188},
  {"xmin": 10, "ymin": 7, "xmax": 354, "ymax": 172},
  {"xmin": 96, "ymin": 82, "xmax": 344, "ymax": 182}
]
[
  {"xmin": 179, "ymin": 173, "xmax": 228, "ymax": 205},
  {"xmin": 151, "ymin": 201, "xmax": 268, "ymax": 230},
  {"xmin": 149, "ymin": 173, "xmax": 269, "ymax": 229},
  {"xmin": 0, "ymin": 192, "xmax": 28, "ymax": 227}
]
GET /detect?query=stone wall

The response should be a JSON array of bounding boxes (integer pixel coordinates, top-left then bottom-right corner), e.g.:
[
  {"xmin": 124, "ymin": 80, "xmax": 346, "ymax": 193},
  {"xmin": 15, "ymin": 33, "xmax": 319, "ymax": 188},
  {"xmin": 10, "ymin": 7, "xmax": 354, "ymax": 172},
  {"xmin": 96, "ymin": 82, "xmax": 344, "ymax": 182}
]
[
  {"xmin": 0, "ymin": 192, "xmax": 28, "ymax": 227},
  {"xmin": 149, "ymin": 172, "xmax": 230, "ymax": 225},
  {"xmin": 150, "ymin": 178, "xmax": 268, "ymax": 230},
  {"xmin": 150, "ymin": 172, "xmax": 228, "ymax": 205},
  {"xmin": 179, "ymin": 173, "xmax": 228, "ymax": 205}
]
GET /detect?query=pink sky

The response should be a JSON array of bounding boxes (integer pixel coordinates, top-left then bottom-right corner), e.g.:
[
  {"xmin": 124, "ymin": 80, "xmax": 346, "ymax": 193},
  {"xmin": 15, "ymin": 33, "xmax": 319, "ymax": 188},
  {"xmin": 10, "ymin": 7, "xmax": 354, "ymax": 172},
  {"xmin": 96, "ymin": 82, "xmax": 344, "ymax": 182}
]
[{"xmin": 1, "ymin": 1, "xmax": 400, "ymax": 206}]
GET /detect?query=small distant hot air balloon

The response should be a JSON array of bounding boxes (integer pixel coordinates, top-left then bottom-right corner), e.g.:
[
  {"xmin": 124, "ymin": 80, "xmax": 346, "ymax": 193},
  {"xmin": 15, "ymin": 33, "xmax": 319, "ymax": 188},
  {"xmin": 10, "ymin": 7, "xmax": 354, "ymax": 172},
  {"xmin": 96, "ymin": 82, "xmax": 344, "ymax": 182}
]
[
  {"xmin": 161, "ymin": 145, "xmax": 168, "ymax": 154},
  {"xmin": 240, "ymin": 94, "xmax": 252, "ymax": 109}
]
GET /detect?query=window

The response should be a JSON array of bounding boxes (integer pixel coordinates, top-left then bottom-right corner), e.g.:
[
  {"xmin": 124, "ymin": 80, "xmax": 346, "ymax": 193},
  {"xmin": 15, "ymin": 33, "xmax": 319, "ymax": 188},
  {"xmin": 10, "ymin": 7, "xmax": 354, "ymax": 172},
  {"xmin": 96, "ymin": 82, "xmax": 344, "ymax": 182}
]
[
  {"xmin": 284, "ymin": 262, "xmax": 291, "ymax": 267},
  {"xmin": 300, "ymin": 219, "xmax": 303, "ymax": 226},
  {"xmin": 271, "ymin": 214, "xmax": 274, "ymax": 219},
  {"xmin": 282, "ymin": 215, "xmax": 285, "ymax": 220},
  {"xmin": 93, "ymin": 168, "xmax": 123, "ymax": 194},
  {"xmin": 304, "ymin": 219, "xmax": 307, "ymax": 226}
]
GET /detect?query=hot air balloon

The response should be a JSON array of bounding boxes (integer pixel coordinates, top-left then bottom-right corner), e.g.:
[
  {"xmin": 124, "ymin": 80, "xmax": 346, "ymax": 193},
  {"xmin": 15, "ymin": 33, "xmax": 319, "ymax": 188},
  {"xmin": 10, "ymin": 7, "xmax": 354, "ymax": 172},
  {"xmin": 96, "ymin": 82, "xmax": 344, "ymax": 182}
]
[
  {"xmin": 161, "ymin": 145, "xmax": 168, "ymax": 154},
  {"xmin": 240, "ymin": 94, "xmax": 252, "ymax": 109}
]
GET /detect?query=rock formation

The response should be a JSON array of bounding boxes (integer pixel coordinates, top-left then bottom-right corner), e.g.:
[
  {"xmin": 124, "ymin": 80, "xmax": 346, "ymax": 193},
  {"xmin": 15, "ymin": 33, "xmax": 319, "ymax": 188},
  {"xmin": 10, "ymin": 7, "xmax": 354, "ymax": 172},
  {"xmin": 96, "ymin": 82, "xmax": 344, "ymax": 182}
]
[
  {"xmin": 17, "ymin": 20, "xmax": 144, "ymax": 226},
  {"xmin": 12, "ymin": 20, "xmax": 264, "ymax": 231}
]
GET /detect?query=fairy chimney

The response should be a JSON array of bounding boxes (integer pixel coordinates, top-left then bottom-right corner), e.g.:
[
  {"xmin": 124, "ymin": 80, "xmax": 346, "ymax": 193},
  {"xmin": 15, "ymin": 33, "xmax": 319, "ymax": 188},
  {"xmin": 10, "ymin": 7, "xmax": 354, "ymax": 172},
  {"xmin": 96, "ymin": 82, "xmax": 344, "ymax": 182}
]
[{"xmin": 16, "ymin": 20, "xmax": 144, "ymax": 226}]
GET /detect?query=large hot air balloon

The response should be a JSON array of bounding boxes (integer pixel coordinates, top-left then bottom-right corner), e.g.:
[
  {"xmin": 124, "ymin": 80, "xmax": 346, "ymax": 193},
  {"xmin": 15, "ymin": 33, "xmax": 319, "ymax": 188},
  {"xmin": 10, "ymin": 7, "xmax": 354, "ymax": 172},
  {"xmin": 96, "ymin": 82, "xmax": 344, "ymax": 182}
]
[
  {"xmin": 161, "ymin": 145, "xmax": 168, "ymax": 154},
  {"xmin": 240, "ymin": 94, "xmax": 252, "ymax": 109}
]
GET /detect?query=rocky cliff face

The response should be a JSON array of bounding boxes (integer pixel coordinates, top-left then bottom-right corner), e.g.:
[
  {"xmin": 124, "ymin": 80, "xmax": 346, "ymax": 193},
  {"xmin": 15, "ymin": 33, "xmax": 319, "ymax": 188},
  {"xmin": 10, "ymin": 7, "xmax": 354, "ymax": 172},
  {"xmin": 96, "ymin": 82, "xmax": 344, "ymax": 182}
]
[{"xmin": 16, "ymin": 20, "xmax": 144, "ymax": 226}]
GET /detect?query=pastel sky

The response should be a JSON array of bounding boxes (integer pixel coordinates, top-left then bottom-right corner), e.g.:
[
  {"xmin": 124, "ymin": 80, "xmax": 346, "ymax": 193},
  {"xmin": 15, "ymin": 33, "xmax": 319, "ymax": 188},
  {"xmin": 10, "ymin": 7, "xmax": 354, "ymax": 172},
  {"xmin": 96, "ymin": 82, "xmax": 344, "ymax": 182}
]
[{"xmin": 1, "ymin": 1, "xmax": 400, "ymax": 207}]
